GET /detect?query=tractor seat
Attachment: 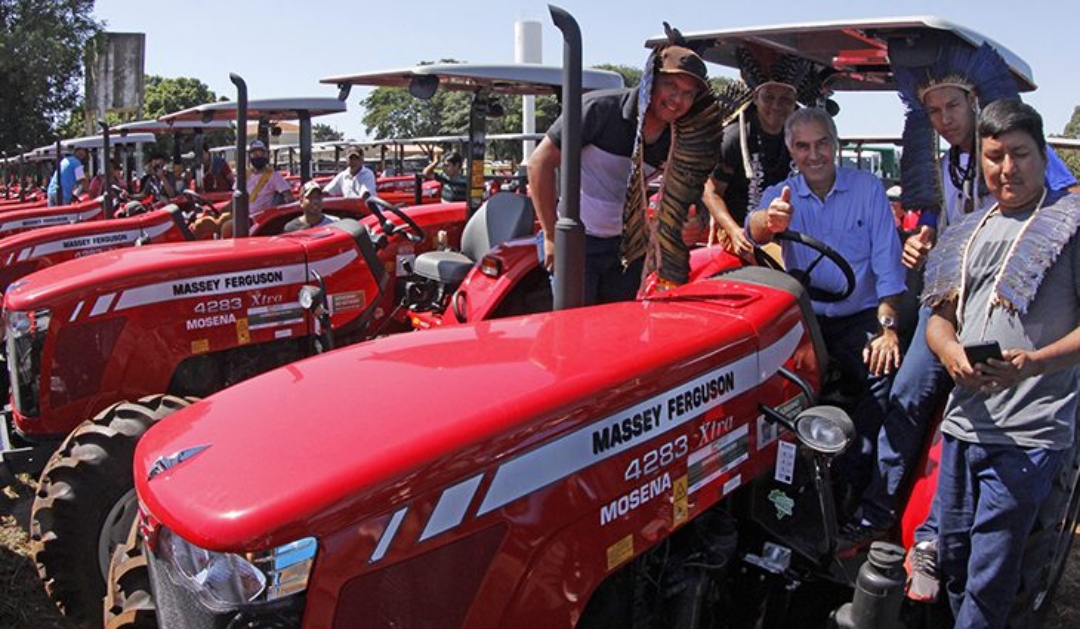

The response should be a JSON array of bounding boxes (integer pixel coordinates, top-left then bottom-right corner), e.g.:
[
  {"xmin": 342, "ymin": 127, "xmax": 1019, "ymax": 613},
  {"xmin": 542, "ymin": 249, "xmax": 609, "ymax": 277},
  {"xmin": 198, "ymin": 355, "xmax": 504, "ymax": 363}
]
[{"xmin": 413, "ymin": 192, "xmax": 535, "ymax": 284}]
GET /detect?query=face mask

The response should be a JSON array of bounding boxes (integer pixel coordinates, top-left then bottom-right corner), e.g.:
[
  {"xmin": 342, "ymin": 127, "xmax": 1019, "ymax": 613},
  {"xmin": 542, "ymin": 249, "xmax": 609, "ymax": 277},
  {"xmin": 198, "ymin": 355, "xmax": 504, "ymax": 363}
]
[{"xmin": 250, "ymin": 157, "xmax": 268, "ymax": 169}]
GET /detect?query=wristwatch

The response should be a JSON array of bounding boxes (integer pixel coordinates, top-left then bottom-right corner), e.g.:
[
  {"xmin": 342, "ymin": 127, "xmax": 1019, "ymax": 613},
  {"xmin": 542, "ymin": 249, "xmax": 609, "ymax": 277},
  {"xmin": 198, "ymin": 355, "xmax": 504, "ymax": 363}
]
[{"xmin": 878, "ymin": 315, "xmax": 897, "ymax": 331}]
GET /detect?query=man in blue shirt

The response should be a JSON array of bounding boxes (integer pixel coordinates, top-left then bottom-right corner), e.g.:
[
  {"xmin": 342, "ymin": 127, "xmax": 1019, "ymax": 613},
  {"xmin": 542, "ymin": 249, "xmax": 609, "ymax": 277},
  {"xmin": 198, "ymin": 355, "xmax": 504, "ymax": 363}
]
[
  {"xmin": 46, "ymin": 146, "xmax": 89, "ymax": 206},
  {"xmin": 747, "ymin": 106, "xmax": 906, "ymax": 506}
]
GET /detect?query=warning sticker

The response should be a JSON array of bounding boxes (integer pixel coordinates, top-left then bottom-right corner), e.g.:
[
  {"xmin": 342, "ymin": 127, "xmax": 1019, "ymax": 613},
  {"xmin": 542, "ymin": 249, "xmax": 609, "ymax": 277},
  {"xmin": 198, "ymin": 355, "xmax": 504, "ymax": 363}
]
[
  {"xmin": 191, "ymin": 339, "xmax": 209, "ymax": 354},
  {"xmin": 248, "ymin": 304, "xmax": 304, "ymax": 330},
  {"xmin": 331, "ymin": 291, "xmax": 365, "ymax": 314},
  {"xmin": 672, "ymin": 475, "xmax": 688, "ymax": 526},
  {"xmin": 606, "ymin": 535, "xmax": 634, "ymax": 571},
  {"xmin": 237, "ymin": 317, "xmax": 251, "ymax": 345},
  {"xmin": 687, "ymin": 424, "xmax": 749, "ymax": 496},
  {"xmin": 774, "ymin": 441, "xmax": 796, "ymax": 485}
]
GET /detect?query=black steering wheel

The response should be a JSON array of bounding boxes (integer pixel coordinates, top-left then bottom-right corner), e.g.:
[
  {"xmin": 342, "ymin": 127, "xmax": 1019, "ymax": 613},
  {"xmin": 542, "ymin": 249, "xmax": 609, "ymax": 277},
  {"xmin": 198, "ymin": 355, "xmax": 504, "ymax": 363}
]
[
  {"xmin": 182, "ymin": 189, "xmax": 218, "ymax": 214},
  {"xmin": 365, "ymin": 194, "xmax": 425, "ymax": 243},
  {"xmin": 754, "ymin": 230, "xmax": 856, "ymax": 303}
]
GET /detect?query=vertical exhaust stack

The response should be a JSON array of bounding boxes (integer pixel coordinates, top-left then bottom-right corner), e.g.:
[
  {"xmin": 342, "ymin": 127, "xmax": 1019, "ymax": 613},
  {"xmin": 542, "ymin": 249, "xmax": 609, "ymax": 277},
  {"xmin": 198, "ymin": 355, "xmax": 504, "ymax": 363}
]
[
  {"xmin": 231, "ymin": 73, "xmax": 250, "ymax": 238},
  {"xmin": 97, "ymin": 120, "xmax": 114, "ymax": 217},
  {"xmin": 550, "ymin": 4, "xmax": 585, "ymax": 311},
  {"xmin": 54, "ymin": 138, "xmax": 62, "ymax": 205}
]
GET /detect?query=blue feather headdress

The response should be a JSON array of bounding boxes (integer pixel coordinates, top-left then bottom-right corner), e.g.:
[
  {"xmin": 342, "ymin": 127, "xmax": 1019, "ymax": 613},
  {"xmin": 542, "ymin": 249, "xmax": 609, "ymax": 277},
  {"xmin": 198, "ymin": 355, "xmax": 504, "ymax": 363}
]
[{"xmin": 893, "ymin": 43, "xmax": 1020, "ymax": 213}]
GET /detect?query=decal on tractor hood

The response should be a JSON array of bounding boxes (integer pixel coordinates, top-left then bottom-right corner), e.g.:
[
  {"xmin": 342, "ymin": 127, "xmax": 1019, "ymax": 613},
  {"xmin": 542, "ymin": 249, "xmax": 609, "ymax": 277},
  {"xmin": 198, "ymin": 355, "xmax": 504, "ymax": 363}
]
[
  {"xmin": 82, "ymin": 249, "xmax": 358, "ymax": 316},
  {"xmin": 367, "ymin": 322, "xmax": 806, "ymax": 564},
  {"xmin": 476, "ymin": 322, "xmax": 804, "ymax": 517},
  {"xmin": 23, "ymin": 220, "xmax": 174, "ymax": 260},
  {"xmin": 0, "ymin": 206, "xmax": 103, "ymax": 233}
]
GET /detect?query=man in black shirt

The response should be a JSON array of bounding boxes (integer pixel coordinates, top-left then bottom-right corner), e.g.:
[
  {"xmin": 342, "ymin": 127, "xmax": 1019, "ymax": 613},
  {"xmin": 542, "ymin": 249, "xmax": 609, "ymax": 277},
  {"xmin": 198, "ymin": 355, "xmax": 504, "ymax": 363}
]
[{"xmin": 528, "ymin": 45, "xmax": 710, "ymax": 304}]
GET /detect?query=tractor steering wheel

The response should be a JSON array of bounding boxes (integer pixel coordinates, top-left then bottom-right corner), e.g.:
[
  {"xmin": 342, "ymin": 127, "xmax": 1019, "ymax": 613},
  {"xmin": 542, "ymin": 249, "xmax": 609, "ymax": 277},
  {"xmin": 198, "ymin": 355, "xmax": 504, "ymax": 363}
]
[
  {"xmin": 182, "ymin": 189, "xmax": 218, "ymax": 216},
  {"xmin": 754, "ymin": 230, "xmax": 856, "ymax": 303},
  {"xmin": 365, "ymin": 195, "xmax": 425, "ymax": 243}
]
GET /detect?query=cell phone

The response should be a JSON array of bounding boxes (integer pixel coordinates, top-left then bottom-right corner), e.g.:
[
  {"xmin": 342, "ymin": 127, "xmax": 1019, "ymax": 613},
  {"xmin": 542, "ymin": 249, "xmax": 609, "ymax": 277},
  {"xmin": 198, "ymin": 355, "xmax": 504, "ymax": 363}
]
[{"xmin": 964, "ymin": 341, "xmax": 1003, "ymax": 365}]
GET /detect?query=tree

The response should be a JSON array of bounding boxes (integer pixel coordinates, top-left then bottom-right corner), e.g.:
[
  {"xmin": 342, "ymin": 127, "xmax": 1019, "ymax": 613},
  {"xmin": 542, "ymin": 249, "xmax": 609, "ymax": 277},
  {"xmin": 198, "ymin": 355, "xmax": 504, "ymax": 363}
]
[
  {"xmin": 359, "ymin": 59, "xmax": 472, "ymax": 158},
  {"xmin": 0, "ymin": 0, "xmax": 101, "ymax": 156},
  {"xmin": 594, "ymin": 63, "xmax": 642, "ymax": 87},
  {"xmin": 1056, "ymin": 105, "xmax": 1080, "ymax": 179},
  {"xmin": 313, "ymin": 123, "xmax": 343, "ymax": 143},
  {"xmin": 140, "ymin": 75, "xmax": 232, "ymax": 160}
]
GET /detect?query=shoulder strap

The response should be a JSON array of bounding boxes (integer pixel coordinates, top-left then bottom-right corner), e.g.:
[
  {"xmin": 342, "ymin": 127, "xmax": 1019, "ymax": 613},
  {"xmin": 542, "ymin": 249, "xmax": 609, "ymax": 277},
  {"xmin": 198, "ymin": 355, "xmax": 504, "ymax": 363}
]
[{"xmin": 249, "ymin": 170, "xmax": 273, "ymax": 200}]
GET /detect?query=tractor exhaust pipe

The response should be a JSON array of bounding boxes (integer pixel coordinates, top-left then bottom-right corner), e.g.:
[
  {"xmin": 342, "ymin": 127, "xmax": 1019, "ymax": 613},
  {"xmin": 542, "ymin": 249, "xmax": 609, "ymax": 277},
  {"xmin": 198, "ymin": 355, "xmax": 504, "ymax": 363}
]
[
  {"xmin": 231, "ymin": 73, "xmax": 250, "ymax": 238},
  {"xmin": 98, "ymin": 120, "xmax": 114, "ymax": 217},
  {"xmin": 550, "ymin": 4, "xmax": 585, "ymax": 311}
]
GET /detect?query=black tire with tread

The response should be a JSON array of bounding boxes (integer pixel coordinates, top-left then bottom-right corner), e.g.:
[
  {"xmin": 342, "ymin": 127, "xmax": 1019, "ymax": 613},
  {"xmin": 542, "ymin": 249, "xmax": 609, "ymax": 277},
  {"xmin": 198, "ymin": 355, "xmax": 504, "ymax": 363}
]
[
  {"xmin": 1009, "ymin": 435, "xmax": 1080, "ymax": 628},
  {"xmin": 104, "ymin": 516, "xmax": 157, "ymax": 629},
  {"xmin": 30, "ymin": 394, "xmax": 192, "ymax": 626}
]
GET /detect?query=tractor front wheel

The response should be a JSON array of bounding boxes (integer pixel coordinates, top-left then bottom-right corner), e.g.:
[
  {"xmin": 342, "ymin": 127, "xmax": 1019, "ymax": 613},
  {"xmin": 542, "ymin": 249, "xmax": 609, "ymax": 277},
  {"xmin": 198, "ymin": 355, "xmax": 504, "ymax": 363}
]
[
  {"xmin": 1009, "ymin": 437, "xmax": 1080, "ymax": 628},
  {"xmin": 30, "ymin": 394, "xmax": 193, "ymax": 626},
  {"xmin": 104, "ymin": 516, "xmax": 156, "ymax": 629}
]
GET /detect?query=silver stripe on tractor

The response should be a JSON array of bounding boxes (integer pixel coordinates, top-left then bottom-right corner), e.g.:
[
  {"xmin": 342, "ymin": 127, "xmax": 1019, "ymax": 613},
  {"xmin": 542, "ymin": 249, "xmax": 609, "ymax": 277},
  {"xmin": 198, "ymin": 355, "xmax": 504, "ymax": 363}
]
[
  {"xmin": 370, "ymin": 507, "xmax": 408, "ymax": 564},
  {"xmin": 476, "ymin": 322, "xmax": 804, "ymax": 516},
  {"xmin": 419, "ymin": 474, "xmax": 484, "ymax": 543},
  {"xmin": 89, "ymin": 293, "xmax": 116, "ymax": 317}
]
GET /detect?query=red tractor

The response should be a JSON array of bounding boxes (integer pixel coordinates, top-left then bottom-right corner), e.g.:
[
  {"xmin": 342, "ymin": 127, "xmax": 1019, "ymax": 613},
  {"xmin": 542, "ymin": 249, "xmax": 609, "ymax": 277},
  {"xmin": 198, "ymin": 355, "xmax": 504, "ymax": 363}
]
[
  {"xmin": 3, "ymin": 66, "xmax": 622, "ymax": 626},
  {"xmin": 106, "ymin": 12, "xmax": 1080, "ymax": 629}
]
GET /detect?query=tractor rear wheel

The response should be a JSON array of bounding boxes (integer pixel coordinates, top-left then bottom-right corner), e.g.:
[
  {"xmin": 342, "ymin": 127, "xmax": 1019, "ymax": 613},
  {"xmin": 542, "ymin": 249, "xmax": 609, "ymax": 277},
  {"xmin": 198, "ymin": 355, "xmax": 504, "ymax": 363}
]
[
  {"xmin": 104, "ymin": 516, "xmax": 156, "ymax": 629},
  {"xmin": 1009, "ymin": 436, "xmax": 1080, "ymax": 628},
  {"xmin": 31, "ymin": 394, "xmax": 193, "ymax": 626}
]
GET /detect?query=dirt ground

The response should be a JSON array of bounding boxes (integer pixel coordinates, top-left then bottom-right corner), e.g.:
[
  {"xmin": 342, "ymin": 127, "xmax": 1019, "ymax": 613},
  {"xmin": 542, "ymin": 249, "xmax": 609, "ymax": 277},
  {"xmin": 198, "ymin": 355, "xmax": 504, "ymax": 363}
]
[{"xmin": 1, "ymin": 472, "xmax": 1079, "ymax": 629}]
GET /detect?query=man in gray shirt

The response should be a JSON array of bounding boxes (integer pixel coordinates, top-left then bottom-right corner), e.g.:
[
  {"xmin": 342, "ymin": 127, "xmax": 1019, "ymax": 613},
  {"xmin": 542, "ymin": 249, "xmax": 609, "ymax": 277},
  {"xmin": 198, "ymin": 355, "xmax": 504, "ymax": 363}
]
[{"xmin": 922, "ymin": 99, "xmax": 1080, "ymax": 629}]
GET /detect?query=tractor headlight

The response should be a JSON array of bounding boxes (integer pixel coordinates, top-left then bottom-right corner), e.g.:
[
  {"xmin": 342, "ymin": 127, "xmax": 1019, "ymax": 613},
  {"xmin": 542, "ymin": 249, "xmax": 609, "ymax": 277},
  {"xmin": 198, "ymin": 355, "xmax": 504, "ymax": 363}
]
[
  {"xmin": 793, "ymin": 405, "xmax": 854, "ymax": 456},
  {"xmin": 6, "ymin": 308, "xmax": 49, "ymax": 417},
  {"xmin": 157, "ymin": 527, "xmax": 317, "ymax": 607},
  {"xmin": 6, "ymin": 308, "xmax": 49, "ymax": 339}
]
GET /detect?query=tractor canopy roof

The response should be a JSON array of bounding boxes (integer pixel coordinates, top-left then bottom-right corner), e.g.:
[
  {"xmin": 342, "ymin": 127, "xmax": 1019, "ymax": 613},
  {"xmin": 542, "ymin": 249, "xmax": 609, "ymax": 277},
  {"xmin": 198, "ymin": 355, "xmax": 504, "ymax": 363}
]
[
  {"xmin": 160, "ymin": 97, "xmax": 347, "ymax": 124},
  {"xmin": 320, "ymin": 63, "xmax": 624, "ymax": 96},
  {"xmin": 646, "ymin": 15, "xmax": 1035, "ymax": 93},
  {"xmin": 113, "ymin": 119, "xmax": 234, "ymax": 135},
  {"xmin": 31, "ymin": 133, "xmax": 157, "ymax": 160}
]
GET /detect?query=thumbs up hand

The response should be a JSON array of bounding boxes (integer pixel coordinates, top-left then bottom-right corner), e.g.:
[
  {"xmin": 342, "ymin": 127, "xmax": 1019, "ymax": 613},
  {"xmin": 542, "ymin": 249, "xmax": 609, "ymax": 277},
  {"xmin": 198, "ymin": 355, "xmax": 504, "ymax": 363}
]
[
  {"xmin": 902, "ymin": 225, "xmax": 936, "ymax": 270},
  {"xmin": 766, "ymin": 186, "xmax": 794, "ymax": 234}
]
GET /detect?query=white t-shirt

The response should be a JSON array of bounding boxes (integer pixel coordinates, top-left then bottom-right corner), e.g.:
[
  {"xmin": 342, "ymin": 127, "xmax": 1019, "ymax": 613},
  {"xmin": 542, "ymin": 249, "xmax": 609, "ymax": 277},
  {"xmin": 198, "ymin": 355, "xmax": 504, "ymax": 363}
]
[{"xmin": 323, "ymin": 167, "xmax": 377, "ymax": 199}]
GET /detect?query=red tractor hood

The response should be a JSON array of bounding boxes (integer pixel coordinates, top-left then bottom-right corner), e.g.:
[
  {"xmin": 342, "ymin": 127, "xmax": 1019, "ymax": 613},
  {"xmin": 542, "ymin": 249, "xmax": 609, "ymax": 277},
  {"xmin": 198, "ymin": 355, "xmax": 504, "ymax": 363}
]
[
  {"xmin": 3, "ymin": 236, "xmax": 315, "ymax": 311},
  {"xmin": 133, "ymin": 278, "xmax": 811, "ymax": 551}
]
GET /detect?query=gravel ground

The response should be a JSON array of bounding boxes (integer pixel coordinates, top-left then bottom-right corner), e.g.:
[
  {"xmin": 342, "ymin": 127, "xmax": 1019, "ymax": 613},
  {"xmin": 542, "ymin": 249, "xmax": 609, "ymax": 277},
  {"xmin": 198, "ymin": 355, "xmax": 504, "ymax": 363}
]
[{"xmin": 1, "ymin": 472, "xmax": 1078, "ymax": 629}]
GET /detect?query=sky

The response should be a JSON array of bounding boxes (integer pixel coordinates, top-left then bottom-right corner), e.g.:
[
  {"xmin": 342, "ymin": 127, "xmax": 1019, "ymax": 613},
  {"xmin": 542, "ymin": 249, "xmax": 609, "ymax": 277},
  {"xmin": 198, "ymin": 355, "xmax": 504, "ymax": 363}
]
[{"xmin": 92, "ymin": 0, "xmax": 1075, "ymax": 143}]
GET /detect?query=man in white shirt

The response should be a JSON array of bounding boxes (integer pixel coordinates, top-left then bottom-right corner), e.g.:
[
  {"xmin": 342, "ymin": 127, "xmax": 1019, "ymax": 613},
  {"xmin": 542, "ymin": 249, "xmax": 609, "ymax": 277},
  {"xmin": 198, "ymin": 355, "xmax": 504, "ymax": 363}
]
[{"xmin": 323, "ymin": 146, "xmax": 376, "ymax": 198}]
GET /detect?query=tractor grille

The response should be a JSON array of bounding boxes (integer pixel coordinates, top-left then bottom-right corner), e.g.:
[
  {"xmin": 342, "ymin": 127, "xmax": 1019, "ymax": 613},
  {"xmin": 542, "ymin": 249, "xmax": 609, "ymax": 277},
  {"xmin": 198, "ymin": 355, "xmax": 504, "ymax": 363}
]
[{"xmin": 49, "ymin": 316, "xmax": 127, "ymax": 408}]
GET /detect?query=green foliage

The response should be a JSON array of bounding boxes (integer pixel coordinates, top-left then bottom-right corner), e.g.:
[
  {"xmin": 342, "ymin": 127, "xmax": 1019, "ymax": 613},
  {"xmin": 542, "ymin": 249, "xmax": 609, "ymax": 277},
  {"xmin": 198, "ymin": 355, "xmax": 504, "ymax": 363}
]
[
  {"xmin": 0, "ymin": 0, "xmax": 101, "ymax": 156},
  {"xmin": 1058, "ymin": 106, "xmax": 1080, "ymax": 179},
  {"xmin": 140, "ymin": 75, "xmax": 232, "ymax": 162},
  {"xmin": 594, "ymin": 63, "xmax": 642, "ymax": 87},
  {"xmin": 313, "ymin": 123, "xmax": 343, "ymax": 143}
]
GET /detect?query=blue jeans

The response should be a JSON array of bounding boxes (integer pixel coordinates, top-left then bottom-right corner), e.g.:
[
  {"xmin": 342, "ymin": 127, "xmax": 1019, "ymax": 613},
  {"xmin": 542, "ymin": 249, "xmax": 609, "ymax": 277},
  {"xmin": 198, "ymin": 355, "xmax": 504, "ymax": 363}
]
[
  {"xmin": 818, "ymin": 308, "xmax": 894, "ymax": 499},
  {"xmin": 937, "ymin": 435, "xmax": 1065, "ymax": 629},
  {"xmin": 536, "ymin": 233, "xmax": 643, "ymax": 306},
  {"xmin": 861, "ymin": 306, "xmax": 953, "ymax": 528}
]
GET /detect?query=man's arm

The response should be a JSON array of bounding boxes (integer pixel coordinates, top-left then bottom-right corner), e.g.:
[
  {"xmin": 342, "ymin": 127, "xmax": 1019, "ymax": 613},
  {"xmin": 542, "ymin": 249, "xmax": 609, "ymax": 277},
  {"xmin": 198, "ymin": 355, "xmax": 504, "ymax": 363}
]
[
  {"xmin": 863, "ymin": 295, "xmax": 902, "ymax": 376},
  {"xmin": 359, "ymin": 168, "xmax": 377, "ymax": 198},
  {"xmin": 746, "ymin": 185, "xmax": 793, "ymax": 244},
  {"xmin": 926, "ymin": 299, "xmax": 984, "ymax": 390},
  {"xmin": 422, "ymin": 160, "xmax": 438, "ymax": 181},
  {"xmin": 527, "ymin": 137, "xmax": 562, "ymax": 271},
  {"xmin": 702, "ymin": 176, "xmax": 753, "ymax": 256},
  {"xmin": 323, "ymin": 172, "xmax": 344, "ymax": 197}
]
